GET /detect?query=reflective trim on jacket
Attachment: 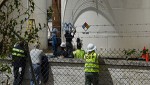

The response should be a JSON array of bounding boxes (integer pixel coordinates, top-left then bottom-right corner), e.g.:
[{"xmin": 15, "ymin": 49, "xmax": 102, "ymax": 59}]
[
  {"xmin": 13, "ymin": 48, "xmax": 24, "ymax": 53},
  {"xmin": 73, "ymin": 49, "xmax": 85, "ymax": 59},
  {"xmin": 84, "ymin": 52, "xmax": 99, "ymax": 72},
  {"xmin": 12, "ymin": 48, "xmax": 25, "ymax": 57}
]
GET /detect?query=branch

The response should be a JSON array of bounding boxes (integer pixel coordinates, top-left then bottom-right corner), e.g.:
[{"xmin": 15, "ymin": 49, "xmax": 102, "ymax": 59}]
[{"xmin": 0, "ymin": 0, "xmax": 8, "ymax": 8}]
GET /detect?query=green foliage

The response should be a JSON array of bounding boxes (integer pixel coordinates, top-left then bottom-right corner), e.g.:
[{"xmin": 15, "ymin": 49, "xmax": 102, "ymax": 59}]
[
  {"xmin": 0, "ymin": 10, "xmax": 5, "ymax": 20},
  {"xmin": 123, "ymin": 49, "xmax": 136, "ymax": 56},
  {"xmin": 140, "ymin": 49, "xmax": 148, "ymax": 54},
  {"xmin": 0, "ymin": 0, "xmax": 43, "ymax": 81},
  {"xmin": 123, "ymin": 49, "xmax": 137, "ymax": 59},
  {"xmin": 47, "ymin": 6, "xmax": 53, "ymax": 21},
  {"xmin": 0, "ymin": 63, "xmax": 11, "ymax": 74},
  {"xmin": 0, "ymin": 0, "xmax": 36, "ymax": 55}
]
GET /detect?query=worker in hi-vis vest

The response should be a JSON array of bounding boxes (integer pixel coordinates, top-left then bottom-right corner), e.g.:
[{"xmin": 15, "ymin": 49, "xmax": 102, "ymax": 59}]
[
  {"xmin": 12, "ymin": 41, "xmax": 27, "ymax": 85},
  {"xmin": 84, "ymin": 43, "xmax": 100, "ymax": 85},
  {"xmin": 73, "ymin": 42, "xmax": 85, "ymax": 59}
]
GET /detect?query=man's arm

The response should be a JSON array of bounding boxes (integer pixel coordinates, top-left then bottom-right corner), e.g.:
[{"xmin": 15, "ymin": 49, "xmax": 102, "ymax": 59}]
[
  {"xmin": 72, "ymin": 29, "xmax": 76, "ymax": 37},
  {"xmin": 97, "ymin": 53, "xmax": 101, "ymax": 64},
  {"xmin": 41, "ymin": 50, "xmax": 46, "ymax": 56}
]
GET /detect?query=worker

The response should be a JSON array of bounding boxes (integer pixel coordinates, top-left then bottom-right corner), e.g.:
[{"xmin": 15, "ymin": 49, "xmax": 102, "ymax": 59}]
[
  {"xmin": 84, "ymin": 43, "xmax": 100, "ymax": 85},
  {"xmin": 12, "ymin": 41, "xmax": 27, "ymax": 85},
  {"xmin": 30, "ymin": 43, "xmax": 45, "ymax": 85},
  {"xmin": 58, "ymin": 42, "xmax": 68, "ymax": 58},
  {"xmin": 51, "ymin": 28, "xmax": 58, "ymax": 57},
  {"xmin": 73, "ymin": 42, "xmax": 85, "ymax": 59},
  {"xmin": 64, "ymin": 29, "xmax": 76, "ymax": 58}
]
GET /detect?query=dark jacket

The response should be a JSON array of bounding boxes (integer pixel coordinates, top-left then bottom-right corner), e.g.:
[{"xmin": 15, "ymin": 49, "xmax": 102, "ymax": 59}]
[
  {"xmin": 65, "ymin": 33, "xmax": 74, "ymax": 43},
  {"xmin": 12, "ymin": 44, "xmax": 26, "ymax": 67}
]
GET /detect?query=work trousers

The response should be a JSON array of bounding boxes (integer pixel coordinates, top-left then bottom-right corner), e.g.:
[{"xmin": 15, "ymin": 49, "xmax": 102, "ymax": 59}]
[
  {"xmin": 30, "ymin": 64, "xmax": 41, "ymax": 85},
  {"xmin": 52, "ymin": 44, "xmax": 57, "ymax": 57},
  {"xmin": 13, "ymin": 65, "xmax": 25, "ymax": 85},
  {"xmin": 66, "ymin": 42, "xmax": 73, "ymax": 58},
  {"xmin": 85, "ymin": 72, "xmax": 99, "ymax": 85}
]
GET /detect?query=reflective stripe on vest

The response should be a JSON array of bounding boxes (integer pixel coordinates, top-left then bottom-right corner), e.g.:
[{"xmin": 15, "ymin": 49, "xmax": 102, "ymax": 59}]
[
  {"xmin": 13, "ymin": 48, "xmax": 24, "ymax": 53},
  {"xmin": 84, "ymin": 52, "xmax": 99, "ymax": 72},
  {"xmin": 12, "ymin": 48, "xmax": 25, "ymax": 57},
  {"xmin": 12, "ymin": 53, "xmax": 24, "ymax": 57}
]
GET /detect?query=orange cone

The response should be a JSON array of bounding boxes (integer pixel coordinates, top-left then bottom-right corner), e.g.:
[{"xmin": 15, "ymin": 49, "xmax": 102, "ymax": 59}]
[
  {"xmin": 142, "ymin": 54, "xmax": 146, "ymax": 59},
  {"xmin": 146, "ymin": 53, "xmax": 149, "ymax": 62}
]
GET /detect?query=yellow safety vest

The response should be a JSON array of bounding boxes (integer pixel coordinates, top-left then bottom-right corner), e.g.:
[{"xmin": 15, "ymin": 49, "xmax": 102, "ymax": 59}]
[
  {"xmin": 84, "ymin": 52, "xmax": 99, "ymax": 72},
  {"xmin": 73, "ymin": 49, "xmax": 85, "ymax": 59},
  {"xmin": 12, "ymin": 48, "xmax": 25, "ymax": 57}
]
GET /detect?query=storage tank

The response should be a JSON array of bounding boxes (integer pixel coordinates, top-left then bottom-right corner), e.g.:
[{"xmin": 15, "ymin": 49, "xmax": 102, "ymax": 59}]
[{"xmin": 61, "ymin": 0, "xmax": 150, "ymax": 51}]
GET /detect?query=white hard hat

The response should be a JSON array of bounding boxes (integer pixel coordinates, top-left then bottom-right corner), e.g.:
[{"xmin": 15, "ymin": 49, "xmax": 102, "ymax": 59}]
[
  {"xmin": 87, "ymin": 43, "xmax": 96, "ymax": 52},
  {"xmin": 60, "ymin": 42, "xmax": 66, "ymax": 47}
]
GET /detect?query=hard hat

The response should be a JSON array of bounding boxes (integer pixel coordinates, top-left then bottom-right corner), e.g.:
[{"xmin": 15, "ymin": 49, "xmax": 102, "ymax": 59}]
[
  {"xmin": 60, "ymin": 42, "xmax": 66, "ymax": 47},
  {"xmin": 87, "ymin": 43, "xmax": 96, "ymax": 52}
]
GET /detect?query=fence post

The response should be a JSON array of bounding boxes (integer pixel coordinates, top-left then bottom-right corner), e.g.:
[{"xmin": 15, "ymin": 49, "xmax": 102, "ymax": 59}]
[
  {"xmin": 22, "ymin": 43, "xmax": 38, "ymax": 85},
  {"xmin": 22, "ymin": 56, "xmax": 30, "ymax": 85}
]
